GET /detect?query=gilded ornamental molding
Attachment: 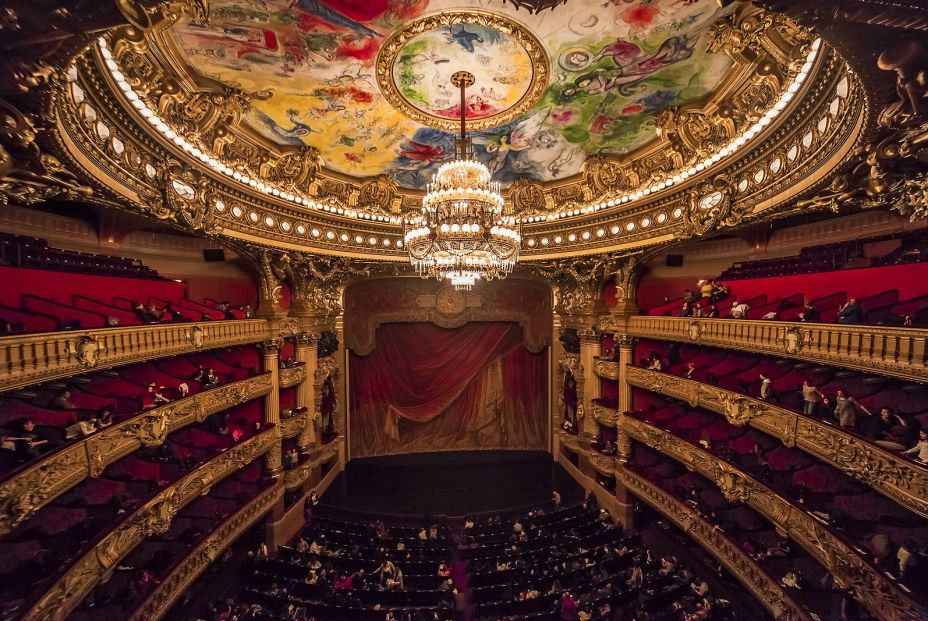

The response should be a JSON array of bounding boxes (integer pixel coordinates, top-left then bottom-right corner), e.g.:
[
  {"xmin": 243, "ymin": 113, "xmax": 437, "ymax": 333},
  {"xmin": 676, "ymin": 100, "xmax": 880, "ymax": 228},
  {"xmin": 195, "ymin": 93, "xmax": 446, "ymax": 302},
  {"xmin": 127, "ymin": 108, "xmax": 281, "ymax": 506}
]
[
  {"xmin": 23, "ymin": 427, "xmax": 278, "ymax": 621},
  {"xmin": 279, "ymin": 408, "xmax": 309, "ymax": 440},
  {"xmin": 593, "ymin": 358, "xmax": 620, "ymax": 381},
  {"xmin": 127, "ymin": 481, "xmax": 284, "ymax": 621},
  {"xmin": 620, "ymin": 416, "xmax": 926, "ymax": 621},
  {"xmin": 626, "ymin": 366, "xmax": 928, "ymax": 517},
  {"xmin": 0, "ymin": 373, "xmax": 273, "ymax": 537},
  {"xmin": 0, "ymin": 319, "xmax": 271, "ymax": 394},
  {"xmin": 617, "ymin": 467, "xmax": 812, "ymax": 621},
  {"xmin": 279, "ymin": 365, "xmax": 307, "ymax": 389},
  {"xmin": 626, "ymin": 316, "xmax": 928, "ymax": 383},
  {"xmin": 590, "ymin": 400, "xmax": 618, "ymax": 428}
]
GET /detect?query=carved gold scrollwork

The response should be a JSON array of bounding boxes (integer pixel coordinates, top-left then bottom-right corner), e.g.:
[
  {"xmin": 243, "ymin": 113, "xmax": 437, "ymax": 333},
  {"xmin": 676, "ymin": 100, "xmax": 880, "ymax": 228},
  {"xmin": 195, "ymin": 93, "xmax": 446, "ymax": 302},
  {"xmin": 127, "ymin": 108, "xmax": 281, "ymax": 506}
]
[
  {"xmin": 69, "ymin": 334, "xmax": 101, "ymax": 368},
  {"xmin": 185, "ymin": 324, "xmax": 207, "ymax": 349},
  {"xmin": 314, "ymin": 356, "xmax": 339, "ymax": 384}
]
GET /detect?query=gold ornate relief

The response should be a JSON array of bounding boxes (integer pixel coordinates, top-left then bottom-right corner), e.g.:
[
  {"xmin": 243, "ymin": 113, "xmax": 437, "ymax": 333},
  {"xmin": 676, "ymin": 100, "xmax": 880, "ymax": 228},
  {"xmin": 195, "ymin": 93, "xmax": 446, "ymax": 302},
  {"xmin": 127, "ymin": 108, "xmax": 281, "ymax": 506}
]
[{"xmin": 626, "ymin": 366, "xmax": 928, "ymax": 516}]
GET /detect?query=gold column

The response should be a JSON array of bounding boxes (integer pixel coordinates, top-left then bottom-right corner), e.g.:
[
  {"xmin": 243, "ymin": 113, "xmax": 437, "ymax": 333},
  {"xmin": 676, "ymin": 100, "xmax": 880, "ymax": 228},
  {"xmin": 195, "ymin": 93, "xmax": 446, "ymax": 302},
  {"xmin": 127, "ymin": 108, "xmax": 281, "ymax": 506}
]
[
  {"xmin": 294, "ymin": 332, "xmax": 320, "ymax": 453},
  {"xmin": 577, "ymin": 328, "xmax": 601, "ymax": 437},
  {"xmin": 259, "ymin": 338, "xmax": 283, "ymax": 476},
  {"xmin": 614, "ymin": 334, "xmax": 636, "ymax": 531},
  {"xmin": 616, "ymin": 334, "xmax": 636, "ymax": 414}
]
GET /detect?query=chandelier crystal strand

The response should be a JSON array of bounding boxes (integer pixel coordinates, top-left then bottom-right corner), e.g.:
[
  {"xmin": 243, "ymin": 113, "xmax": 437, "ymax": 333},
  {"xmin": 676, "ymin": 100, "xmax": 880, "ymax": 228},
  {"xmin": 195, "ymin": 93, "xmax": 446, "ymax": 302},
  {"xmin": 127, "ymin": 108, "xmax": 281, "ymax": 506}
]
[{"xmin": 405, "ymin": 71, "xmax": 520, "ymax": 291}]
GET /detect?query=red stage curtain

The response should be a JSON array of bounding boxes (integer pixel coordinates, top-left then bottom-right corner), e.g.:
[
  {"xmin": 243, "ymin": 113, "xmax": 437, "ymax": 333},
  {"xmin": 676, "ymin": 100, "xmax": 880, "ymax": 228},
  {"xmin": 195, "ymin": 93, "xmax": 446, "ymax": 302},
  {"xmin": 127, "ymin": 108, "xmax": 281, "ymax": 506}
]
[{"xmin": 349, "ymin": 322, "xmax": 547, "ymax": 457}]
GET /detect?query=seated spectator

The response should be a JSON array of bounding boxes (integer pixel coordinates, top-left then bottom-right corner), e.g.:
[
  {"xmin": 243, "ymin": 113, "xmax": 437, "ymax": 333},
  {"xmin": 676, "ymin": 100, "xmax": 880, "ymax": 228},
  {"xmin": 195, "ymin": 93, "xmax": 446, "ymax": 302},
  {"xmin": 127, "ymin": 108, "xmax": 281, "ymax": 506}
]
[
  {"xmin": 799, "ymin": 303, "xmax": 820, "ymax": 323},
  {"xmin": 729, "ymin": 300, "xmax": 750, "ymax": 318},
  {"xmin": 711, "ymin": 282, "xmax": 729, "ymax": 303},
  {"xmin": 163, "ymin": 304, "xmax": 185, "ymax": 322},
  {"xmin": 201, "ymin": 369, "xmax": 221, "ymax": 390},
  {"xmin": 876, "ymin": 408, "xmax": 918, "ymax": 450},
  {"xmin": 833, "ymin": 388, "xmax": 871, "ymax": 428},
  {"xmin": 685, "ymin": 362, "xmax": 697, "ymax": 379},
  {"xmin": 199, "ymin": 311, "xmax": 212, "ymax": 321},
  {"xmin": 10, "ymin": 418, "xmax": 49, "ymax": 459},
  {"xmin": 680, "ymin": 301, "xmax": 693, "ymax": 317},
  {"xmin": 240, "ymin": 303, "xmax": 255, "ymax": 319},
  {"xmin": 97, "ymin": 408, "xmax": 113, "ymax": 428},
  {"xmin": 65, "ymin": 412, "xmax": 98, "ymax": 439},
  {"xmin": 699, "ymin": 280, "xmax": 714, "ymax": 299},
  {"xmin": 801, "ymin": 380, "xmax": 823, "ymax": 416},
  {"xmin": 53, "ymin": 389, "xmax": 76, "ymax": 410},
  {"xmin": 683, "ymin": 289, "xmax": 697, "ymax": 304},
  {"xmin": 132, "ymin": 301, "xmax": 159, "ymax": 324},
  {"xmin": 646, "ymin": 352, "xmax": 662, "ymax": 371},
  {"xmin": 759, "ymin": 373, "xmax": 772, "ymax": 400},
  {"xmin": 837, "ymin": 298, "xmax": 863, "ymax": 324},
  {"xmin": 704, "ymin": 304, "xmax": 719, "ymax": 318},
  {"xmin": 903, "ymin": 430, "xmax": 928, "ymax": 463},
  {"xmin": 217, "ymin": 301, "xmax": 236, "ymax": 320},
  {"xmin": 146, "ymin": 303, "xmax": 163, "ymax": 322}
]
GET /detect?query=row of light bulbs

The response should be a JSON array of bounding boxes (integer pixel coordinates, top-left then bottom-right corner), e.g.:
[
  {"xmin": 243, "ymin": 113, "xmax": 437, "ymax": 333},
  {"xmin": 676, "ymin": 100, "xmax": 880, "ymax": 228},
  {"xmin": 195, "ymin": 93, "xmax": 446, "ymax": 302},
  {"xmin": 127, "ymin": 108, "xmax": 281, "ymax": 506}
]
[{"xmin": 521, "ymin": 38, "xmax": 822, "ymax": 224}]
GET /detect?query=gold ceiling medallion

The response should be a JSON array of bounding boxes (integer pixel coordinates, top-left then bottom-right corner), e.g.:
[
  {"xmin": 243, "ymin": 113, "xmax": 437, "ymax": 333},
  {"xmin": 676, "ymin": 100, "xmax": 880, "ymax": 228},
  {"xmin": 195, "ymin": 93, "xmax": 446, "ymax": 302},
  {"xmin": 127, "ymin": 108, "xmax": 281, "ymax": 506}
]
[{"xmin": 375, "ymin": 11, "xmax": 550, "ymax": 131}]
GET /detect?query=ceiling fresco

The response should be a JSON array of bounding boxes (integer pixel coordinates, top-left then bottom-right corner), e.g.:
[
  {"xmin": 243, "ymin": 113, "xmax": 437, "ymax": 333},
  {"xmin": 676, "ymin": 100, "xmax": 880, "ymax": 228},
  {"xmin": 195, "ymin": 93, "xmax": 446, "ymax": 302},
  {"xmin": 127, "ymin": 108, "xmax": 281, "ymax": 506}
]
[{"xmin": 170, "ymin": 0, "xmax": 734, "ymax": 189}]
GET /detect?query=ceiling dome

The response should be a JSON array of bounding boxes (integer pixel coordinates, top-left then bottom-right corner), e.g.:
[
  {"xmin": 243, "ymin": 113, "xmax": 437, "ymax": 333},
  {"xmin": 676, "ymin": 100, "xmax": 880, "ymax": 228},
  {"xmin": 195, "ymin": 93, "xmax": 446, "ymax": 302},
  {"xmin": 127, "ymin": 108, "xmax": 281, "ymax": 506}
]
[{"xmin": 167, "ymin": 0, "xmax": 733, "ymax": 187}]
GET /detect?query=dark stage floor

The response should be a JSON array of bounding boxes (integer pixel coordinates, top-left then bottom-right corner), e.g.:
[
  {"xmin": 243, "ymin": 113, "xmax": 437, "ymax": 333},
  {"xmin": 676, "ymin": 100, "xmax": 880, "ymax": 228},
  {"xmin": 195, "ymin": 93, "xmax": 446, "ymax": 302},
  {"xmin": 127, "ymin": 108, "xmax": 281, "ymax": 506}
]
[{"xmin": 320, "ymin": 450, "xmax": 582, "ymax": 516}]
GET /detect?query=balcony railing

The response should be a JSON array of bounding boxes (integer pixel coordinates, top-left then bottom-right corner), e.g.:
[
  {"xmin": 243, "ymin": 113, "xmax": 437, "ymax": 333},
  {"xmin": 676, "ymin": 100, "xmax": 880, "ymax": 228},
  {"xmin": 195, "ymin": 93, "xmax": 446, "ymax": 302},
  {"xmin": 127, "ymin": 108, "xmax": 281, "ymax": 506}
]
[
  {"xmin": 620, "ymin": 415, "xmax": 926, "ymax": 621},
  {"xmin": 616, "ymin": 466, "xmax": 812, "ymax": 621},
  {"xmin": 127, "ymin": 480, "xmax": 284, "ymax": 621},
  {"xmin": 0, "ymin": 319, "xmax": 271, "ymax": 393},
  {"xmin": 0, "ymin": 373, "xmax": 273, "ymax": 536},
  {"xmin": 279, "ymin": 364, "xmax": 306, "ymax": 388},
  {"xmin": 280, "ymin": 408, "xmax": 309, "ymax": 440},
  {"xmin": 23, "ymin": 426, "xmax": 278, "ymax": 621},
  {"xmin": 591, "ymin": 399, "xmax": 619, "ymax": 427},
  {"xmin": 625, "ymin": 366, "xmax": 928, "ymax": 518},
  {"xmin": 626, "ymin": 316, "xmax": 928, "ymax": 382},
  {"xmin": 593, "ymin": 357, "xmax": 620, "ymax": 380}
]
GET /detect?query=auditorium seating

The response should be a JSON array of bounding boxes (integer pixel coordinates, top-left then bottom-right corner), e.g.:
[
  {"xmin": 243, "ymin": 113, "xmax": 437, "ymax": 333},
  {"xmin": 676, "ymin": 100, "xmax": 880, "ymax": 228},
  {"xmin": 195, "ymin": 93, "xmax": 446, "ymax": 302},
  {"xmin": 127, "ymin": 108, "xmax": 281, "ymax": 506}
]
[
  {"xmin": 0, "ymin": 233, "xmax": 161, "ymax": 279},
  {"xmin": 0, "ymin": 263, "xmax": 256, "ymax": 334},
  {"xmin": 631, "ymin": 340, "xmax": 928, "ymax": 458},
  {"xmin": 228, "ymin": 502, "xmax": 735, "ymax": 621},
  {"xmin": 0, "ymin": 413, "xmax": 270, "ymax": 617},
  {"xmin": 0, "ymin": 346, "xmax": 264, "ymax": 477}
]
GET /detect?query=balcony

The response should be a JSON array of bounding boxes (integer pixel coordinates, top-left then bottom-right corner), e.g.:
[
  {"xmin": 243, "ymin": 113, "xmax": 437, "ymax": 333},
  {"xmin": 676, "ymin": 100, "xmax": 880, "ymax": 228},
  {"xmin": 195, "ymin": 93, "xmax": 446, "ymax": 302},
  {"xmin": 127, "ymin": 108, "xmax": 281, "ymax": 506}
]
[
  {"xmin": 616, "ymin": 466, "xmax": 812, "ymax": 621},
  {"xmin": 128, "ymin": 480, "xmax": 284, "ymax": 621},
  {"xmin": 625, "ymin": 366, "xmax": 928, "ymax": 518},
  {"xmin": 626, "ymin": 316, "xmax": 928, "ymax": 382},
  {"xmin": 619, "ymin": 415, "xmax": 926, "ymax": 621},
  {"xmin": 591, "ymin": 399, "xmax": 619, "ymax": 427},
  {"xmin": 23, "ymin": 426, "xmax": 278, "ymax": 621},
  {"xmin": 0, "ymin": 319, "xmax": 272, "ymax": 393},
  {"xmin": 0, "ymin": 373, "xmax": 273, "ymax": 536},
  {"xmin": 279, "ymin": 407, "xmax": 309, "ymax": 440},
  {"xmin": 593, "ymin": 357, "xmax": 620, "ymax": 380},
  {"xmin": 279, "ymin": 363, "xmax": 306, "ymax": 388}
]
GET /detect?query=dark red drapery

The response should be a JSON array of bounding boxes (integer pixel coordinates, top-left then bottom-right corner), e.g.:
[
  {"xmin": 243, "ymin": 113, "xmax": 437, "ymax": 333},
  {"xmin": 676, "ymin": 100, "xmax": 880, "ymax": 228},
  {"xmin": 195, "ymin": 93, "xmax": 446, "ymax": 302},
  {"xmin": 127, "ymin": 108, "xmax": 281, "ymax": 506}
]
[{"xmin": 349, "ymin": 322, "xmax": 547, "ymax": 457}]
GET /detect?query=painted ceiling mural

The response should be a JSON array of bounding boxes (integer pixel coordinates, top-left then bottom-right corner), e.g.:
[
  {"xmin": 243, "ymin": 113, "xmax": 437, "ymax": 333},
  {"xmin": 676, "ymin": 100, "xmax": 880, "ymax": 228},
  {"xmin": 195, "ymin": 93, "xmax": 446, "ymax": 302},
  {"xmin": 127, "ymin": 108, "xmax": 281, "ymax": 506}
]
[{"xmin": 170, "ymin": 0, "xmax": 734, "ymax": 189}]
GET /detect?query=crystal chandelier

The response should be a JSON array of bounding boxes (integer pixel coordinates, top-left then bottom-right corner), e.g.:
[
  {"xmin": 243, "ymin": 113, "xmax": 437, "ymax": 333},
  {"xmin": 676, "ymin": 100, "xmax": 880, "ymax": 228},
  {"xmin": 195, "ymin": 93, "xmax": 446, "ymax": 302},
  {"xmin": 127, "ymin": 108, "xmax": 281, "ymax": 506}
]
[{"xmin": 405, "ymin": 71, "xmax": 521, "ymax": 291}]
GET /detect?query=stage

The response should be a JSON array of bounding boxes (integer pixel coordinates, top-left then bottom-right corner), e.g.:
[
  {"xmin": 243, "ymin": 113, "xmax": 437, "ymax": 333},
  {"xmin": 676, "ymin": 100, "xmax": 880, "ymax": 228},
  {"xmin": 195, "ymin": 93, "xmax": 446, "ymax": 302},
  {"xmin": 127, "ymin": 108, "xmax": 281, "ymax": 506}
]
[{"xmin": 320, "ymin": 450, "xmax": 582, "ymax": 516}]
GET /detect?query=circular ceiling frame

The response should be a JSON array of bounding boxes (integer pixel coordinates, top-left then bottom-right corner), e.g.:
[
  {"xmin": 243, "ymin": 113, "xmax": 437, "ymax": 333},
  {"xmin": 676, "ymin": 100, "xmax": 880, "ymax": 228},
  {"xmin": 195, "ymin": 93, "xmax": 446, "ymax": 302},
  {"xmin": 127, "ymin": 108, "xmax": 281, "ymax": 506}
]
[{"xmin": 374, "ymin": 10, "xmax": 550, "ymax": 132}]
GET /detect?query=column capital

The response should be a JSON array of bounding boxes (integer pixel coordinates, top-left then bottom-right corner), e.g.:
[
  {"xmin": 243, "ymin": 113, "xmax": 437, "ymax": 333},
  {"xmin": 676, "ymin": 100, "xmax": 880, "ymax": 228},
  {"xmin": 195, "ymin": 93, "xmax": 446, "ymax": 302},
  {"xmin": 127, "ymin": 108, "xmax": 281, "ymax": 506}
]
[
  {"xmin": 614, "ymin": 334, "xmax": 637, "ymax": 349},
  {"xmin": 258, "ymin": 338, "xmax": 283, "ymax": 355},
  {"xmin": 577, "ymin": 328, "xmax": 601, "ymax": 344},
  {"xmin": 294, "ymin": 331, "xmax": 322, "ymax": 346}
]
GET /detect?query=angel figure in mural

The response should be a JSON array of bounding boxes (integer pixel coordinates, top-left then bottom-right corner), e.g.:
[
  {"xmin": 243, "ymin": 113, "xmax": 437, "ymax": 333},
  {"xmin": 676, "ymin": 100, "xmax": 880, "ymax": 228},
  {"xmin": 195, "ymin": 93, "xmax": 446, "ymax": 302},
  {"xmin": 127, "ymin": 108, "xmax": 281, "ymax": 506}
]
[
  {"xmin": 474, "ymin": 108, "xmax": 551, "ymax": 175},
  {"xmin": 558, "ymin": 33, "xmax": 699, "ymax": 100},
  {"xmin": 289, "ymin": 0, "xmax": 381, "ymax": 38}
]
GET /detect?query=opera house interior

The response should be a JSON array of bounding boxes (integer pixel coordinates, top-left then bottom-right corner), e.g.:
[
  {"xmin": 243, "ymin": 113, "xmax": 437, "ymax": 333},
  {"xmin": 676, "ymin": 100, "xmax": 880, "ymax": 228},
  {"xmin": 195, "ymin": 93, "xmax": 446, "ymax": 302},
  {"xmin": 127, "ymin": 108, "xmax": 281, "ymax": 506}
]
[{"xmin": 1, "ymin": 0, "xmax": 928, "ymax": 620}]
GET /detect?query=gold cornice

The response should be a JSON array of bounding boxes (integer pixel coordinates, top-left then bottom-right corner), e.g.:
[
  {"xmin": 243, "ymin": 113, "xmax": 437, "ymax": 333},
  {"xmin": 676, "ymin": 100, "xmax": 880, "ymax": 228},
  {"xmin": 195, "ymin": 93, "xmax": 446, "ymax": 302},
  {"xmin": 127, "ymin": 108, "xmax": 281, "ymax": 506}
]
[
  {"xmin": 617, "ymin": 466, "xmax": 812, "ymax": 621},
  {"xmin": 626, "ymin": 316, "xmax": 928, "ymax": 383},
  {"xmin": 23, "ymin": 427, "xmax": 278, "ymax": 621},
  {"xmin": 37, "ymin": 9, "xmax": 866, "ymax": 261},
  {"xmin": 0, "ymin": 319, "xmax": 271, "ymax": 394},
  {"xmin": 620, "ymin": 416, "xmax": 927, "ymax": 621},
  {"xmin": 127, "ymin": 481, "xmax": 284, "ymax": 621},
  {"xmin": 626, "ymin": 366, "xmax": 928, "ymax": 518},
  {"xmin": 0, "ymin": 373, "xmax": 273, "ymax": 537}
]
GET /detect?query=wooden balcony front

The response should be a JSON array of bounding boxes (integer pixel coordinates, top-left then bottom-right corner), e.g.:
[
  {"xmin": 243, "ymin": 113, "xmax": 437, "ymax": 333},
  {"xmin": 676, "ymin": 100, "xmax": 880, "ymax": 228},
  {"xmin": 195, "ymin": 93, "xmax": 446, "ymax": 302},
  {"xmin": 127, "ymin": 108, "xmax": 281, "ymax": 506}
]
[
  {"xmin": 0, "ymin": 319, "xmax": 272, "ymax": 393},
  {"xmin": 625, "ymin": 366, "xmax": 928, "ymax": 518},
  {"xmin": 626, "ymin": 316, "xmax": 928, "ymax": 382},
  {"xmin": 0, "ymin": 373, "xmax": 273, "ymax": 536},
  {"xmin": 619, "ymin": 415, "xmax": 926, "ymax": 621}
]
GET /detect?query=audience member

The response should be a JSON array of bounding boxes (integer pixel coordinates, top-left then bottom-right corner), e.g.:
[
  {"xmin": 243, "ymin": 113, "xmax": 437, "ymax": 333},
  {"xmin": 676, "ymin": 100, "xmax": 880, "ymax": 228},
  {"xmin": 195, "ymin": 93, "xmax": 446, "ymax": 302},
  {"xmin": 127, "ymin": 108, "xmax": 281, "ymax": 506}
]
[
  {"xmin": 837, "ymin": 298, "xmax": 863, "ymax": 324},
  {"xmin": 52, "ymin": 389, "xmax": 76, "ymax": 410},
  {"xmin": 759, "ymin": 374, "xmax": 772, "ymax": 401},
  {"xmin": 903, "ymin": 430, "xmax": 928, "ymax": 463},
  {"xmin": 799, "ymin": 303, "xmax": 820, "ymax": 323},
  {"xmin": 729, "ymin": 300, "xmax": 750, "ymax": 319},
  {"xmin": 801, "ymin": 380, "xmax": 823, "ymax": 416},
  {"xmin": 833, "ymin": 389, "xmax": 871, "ymax": 428}
]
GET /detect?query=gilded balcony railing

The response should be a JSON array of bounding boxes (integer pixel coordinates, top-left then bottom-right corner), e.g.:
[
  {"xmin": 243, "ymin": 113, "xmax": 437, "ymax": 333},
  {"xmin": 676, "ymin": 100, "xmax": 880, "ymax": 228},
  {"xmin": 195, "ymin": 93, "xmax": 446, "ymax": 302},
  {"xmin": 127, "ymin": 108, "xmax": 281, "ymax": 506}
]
[
  {"xmin": 279, "ymin": 364, "xmax": 306, "ymax": 388},
  {"xmin": 279, "ymin": 408, "xmax": 309, "ymax": 439},
  {"xmin": 284, "ymin": 440, "xmax": 340, "ymax": 491},
  {"xmin": 127, "ymin": 481, "xmax": 285, "ymax": 621},
  {"xmin": 626, "ymin": 316, "xmax": 928, "ymax": 382},
  {"xmin": 0, "ymin": 319, "xmax": 271, "ymax": 393},
  {"xmin": 593, "ymin": 357, "xmax": 620, "ymax": 380},
  {"xmin": 0, "ymin": 373, "xmax": 273, "ymax": 536},
  {"xmin": 620, "ymin": 415, "xmax": 926, "ymax": 621},
  {"xmin": 591, "ymin": 399, "xmax": 619, "ymax": 427},
  {"xmin": 625, "ymin": 366, "xmax": 928, "ymax": 518},
  {"xmin": 616, "ymin": 466, "xmax": 812, "ymax": 621},
  {"xmin": 23, "ymin": 426, "xmax": 278, "ymax": 621}
]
